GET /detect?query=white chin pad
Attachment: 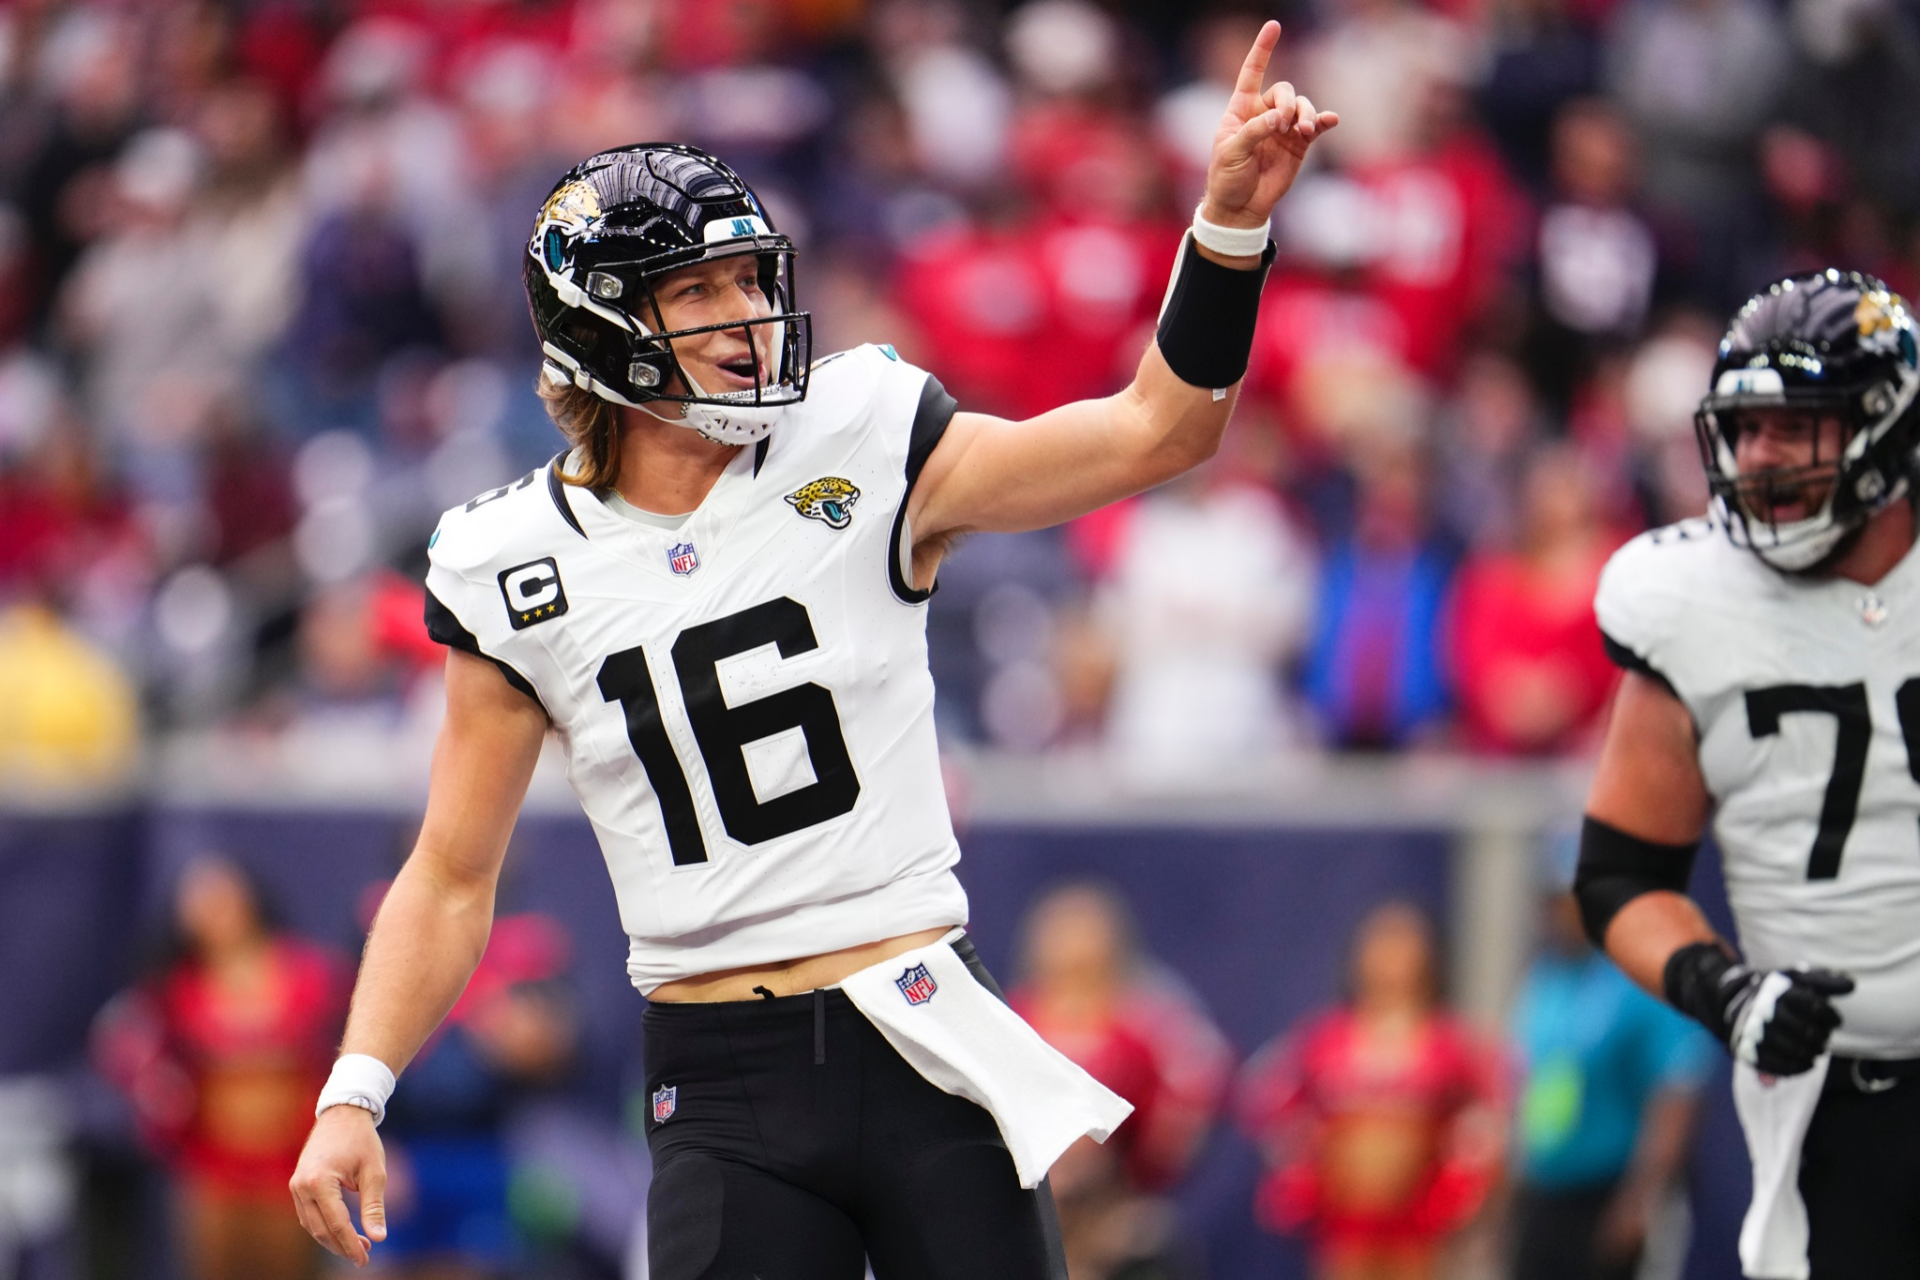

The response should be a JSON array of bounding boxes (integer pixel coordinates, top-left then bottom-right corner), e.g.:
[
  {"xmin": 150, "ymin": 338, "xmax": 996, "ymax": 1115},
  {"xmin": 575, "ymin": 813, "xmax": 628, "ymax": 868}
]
[{"xmin": 675, "ymin": 369, "xmax": 786, "ymax": 445}]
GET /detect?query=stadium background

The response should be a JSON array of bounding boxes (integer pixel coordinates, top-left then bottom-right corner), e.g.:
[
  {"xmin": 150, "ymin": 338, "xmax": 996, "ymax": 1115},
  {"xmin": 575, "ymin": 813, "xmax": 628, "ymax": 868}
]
[{"xmin": 1, "ymin": 0, "xmax": 1915, "ymax": 1275}]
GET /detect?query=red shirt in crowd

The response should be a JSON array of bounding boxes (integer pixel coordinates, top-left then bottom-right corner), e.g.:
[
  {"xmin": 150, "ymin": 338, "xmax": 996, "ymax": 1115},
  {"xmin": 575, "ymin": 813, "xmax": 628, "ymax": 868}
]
[
  {"xmin": 1238, "ymin": 1008, "xmax": 1506, "ymax": 1251},
  {"xmin": 1449, "ymin": 540, "xmax": 1621, "ymax": 755}
]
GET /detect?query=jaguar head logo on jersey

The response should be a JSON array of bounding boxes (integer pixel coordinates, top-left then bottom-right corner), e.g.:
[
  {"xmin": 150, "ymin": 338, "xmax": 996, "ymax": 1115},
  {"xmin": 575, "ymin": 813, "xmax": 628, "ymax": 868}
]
[
  {"xmin": 498, "ymin": 558, "xmax": 569, "ymax": 629},
  {"xmin": 652, "ymin": 1084, "xmax": 677, "ymax": 1123},
  {"xmin": 896, "ymin": 963, "xmax": 937, "ymax": 1005},
  {"xmin": 786, "ymin": 477, "xmax": 861, "ymax": 530},
  {"xmin": 668, "ymin": 541, "xmax": 700, "ymax": 576}
]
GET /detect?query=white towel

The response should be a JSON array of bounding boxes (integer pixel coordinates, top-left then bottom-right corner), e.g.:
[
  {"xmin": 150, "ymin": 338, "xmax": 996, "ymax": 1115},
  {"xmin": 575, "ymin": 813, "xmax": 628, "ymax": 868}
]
[
  {"xmin": 839, "ymin": 936, "xmax": 1134, "ymax": 1188},
  {"xmin": 1732, "ymin": 1053, "xmax": 1829, "ymax": 1280}
]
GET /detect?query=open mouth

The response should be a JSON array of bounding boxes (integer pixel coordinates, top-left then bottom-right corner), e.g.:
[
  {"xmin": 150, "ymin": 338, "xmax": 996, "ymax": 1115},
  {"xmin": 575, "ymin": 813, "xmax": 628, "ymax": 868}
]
[{"xmin": 715, "ymin": 354, "xmax": 761, "ymax": 387}]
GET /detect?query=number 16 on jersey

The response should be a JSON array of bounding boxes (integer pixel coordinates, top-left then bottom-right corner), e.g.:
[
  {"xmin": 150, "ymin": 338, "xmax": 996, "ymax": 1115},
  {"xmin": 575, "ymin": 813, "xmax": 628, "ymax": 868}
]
[{"xmin": 595, "ymin": 596, "xmax": 861, "ymax": 866}]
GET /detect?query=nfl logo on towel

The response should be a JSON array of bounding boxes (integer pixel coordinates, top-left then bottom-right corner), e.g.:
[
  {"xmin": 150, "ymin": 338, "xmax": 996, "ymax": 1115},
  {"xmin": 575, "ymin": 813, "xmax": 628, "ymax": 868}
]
[
  {"xmin": 895, "ymin": 963, "xmax": 937, "ymax": 1005},
  {"xmin": 652, "ymin": 1084, "xmax": 677, "ymax": 1122},
  {"xmin": 667, "ymin": 541, "xmax": 699, "ymax": 575}
]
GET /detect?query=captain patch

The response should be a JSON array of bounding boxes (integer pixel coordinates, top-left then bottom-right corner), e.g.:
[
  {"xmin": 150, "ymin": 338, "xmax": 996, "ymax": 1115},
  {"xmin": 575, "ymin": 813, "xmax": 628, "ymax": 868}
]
[{"xmin": 499, "ymin": 558, "xmax": 568, "ymax": 629}]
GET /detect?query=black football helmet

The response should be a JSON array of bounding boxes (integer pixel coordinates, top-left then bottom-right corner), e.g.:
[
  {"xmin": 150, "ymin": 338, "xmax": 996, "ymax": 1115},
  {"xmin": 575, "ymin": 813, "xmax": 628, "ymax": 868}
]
[
  {"xmin": 1695, "ymin": 269, "xmax": 1920, "ymax": 571},
  {"xmin": 524, "ymin": 143, "xmax": 810, "ymax": 444}
]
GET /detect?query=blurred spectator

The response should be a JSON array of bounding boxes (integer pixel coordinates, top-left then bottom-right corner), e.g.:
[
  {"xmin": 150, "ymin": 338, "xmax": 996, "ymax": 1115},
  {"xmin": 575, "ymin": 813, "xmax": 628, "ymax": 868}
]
[
  {"xmin": 1430, "ymin": 351, "xmax": 1543, "ymax": 552},
  {"xmin": 1300, "ymin": 0, "xmax": 1479, "ymax": 168},
  {"xmin": 0, "ymin": 594, "xmax": 138, "ymax": 786},
  {"xmin": 1239, "ymin": 902, "xmax": 1505, "ymax": 1280},
  {"xmin": 57, "ymin": 128, "xmax": 224, "ymax": 502},
  {"xmin": 1010, "ymin": 881, "xmax": 1234, "ymax": 1279},
  {"xmin": 11, "ymin": 6, "xmax": 143, "ymax": 332},
  {"xmin": 869, "ymin": 0, "xmax": 1011, "ymax": 191},
  {"xmin": 1782, "ymin": 0, "xmax": 1920, "ymax": 220},
  {"xmin": 1604, "ymin": 0, "xmax": 1789, "ymax": 308},
  {"xmin": 1097, "ymin": 444, "xmax": 1317, "ymax": 782},
  {"xmin": 1525, "ymin": 98, "xmax": 1660, "ymax": 410},
  {"xmin": 1621, "ymin": 313, "xmax": 1718, "ymax": 524},
  {"xmin": 1449, "ymin": 444, "xmax": 1622, "ymax": 755},
  {"xmin": 1507, "ymin": 848, "xmax": 1713, "ymax": 1280},
  {"xmin": 1476, "ymin": 0, "xmax": 1603, "ymax": 191},
  {"xmin": 369, "ymin": 884, "xmax": 577, "ymax": 1279},
  {"xmin": 92, "ymin": 856, "xmax": 348, "ymax": 1280},
  {"xmin": 1302, "ymin": 442, "xmax": 1455, "ymax": 750}
]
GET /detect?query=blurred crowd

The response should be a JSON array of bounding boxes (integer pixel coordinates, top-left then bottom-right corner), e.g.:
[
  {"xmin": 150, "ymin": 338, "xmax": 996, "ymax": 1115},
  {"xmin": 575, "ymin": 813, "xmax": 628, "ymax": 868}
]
[
  {"xmin": 2, "ymin": 0, "xmax": 1919, "ymax": 786},
  {"xmin": 40, "ymin": 856, "xmax": 1713, "ymax": 1280}
]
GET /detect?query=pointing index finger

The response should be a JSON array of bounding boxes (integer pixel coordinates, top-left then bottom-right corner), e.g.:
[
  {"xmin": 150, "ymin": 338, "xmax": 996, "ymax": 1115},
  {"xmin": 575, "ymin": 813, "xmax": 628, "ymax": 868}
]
[{"xmin": 1233, "ymin": 20, "xmax": 1282, "ymax": 102}]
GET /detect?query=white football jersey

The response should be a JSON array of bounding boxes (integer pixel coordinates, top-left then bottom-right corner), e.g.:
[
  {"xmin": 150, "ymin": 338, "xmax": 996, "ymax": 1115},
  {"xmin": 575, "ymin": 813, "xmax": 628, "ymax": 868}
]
[
  {"xmin": 424, "ymin": 345, "xmax": 969, "ymax": 993},
  {"xmin": 1597, "ymin": 518, "xmax": 1920, "ymax": 1056}
]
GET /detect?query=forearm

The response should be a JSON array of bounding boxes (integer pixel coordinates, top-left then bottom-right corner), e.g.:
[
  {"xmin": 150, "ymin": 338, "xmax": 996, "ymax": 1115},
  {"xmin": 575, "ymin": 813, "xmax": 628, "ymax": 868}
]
[
  {"xmin": 1602, "ymin": 892, "xmax": 1722, "ymax": 1000},
  {"xmin": 340, "ymin": 854, "xmax": 496, "ymax": 1073}
]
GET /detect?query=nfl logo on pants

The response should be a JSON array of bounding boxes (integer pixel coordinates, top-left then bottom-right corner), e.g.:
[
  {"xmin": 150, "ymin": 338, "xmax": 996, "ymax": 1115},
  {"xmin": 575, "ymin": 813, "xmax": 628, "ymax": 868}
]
[
  {"xmin": 896, "ymin": 963, "xmax": 937, "ymax": 1005},
  {"xmin": 653, "ymin": 1084, "xmax": 677, "ymax": 1122}
]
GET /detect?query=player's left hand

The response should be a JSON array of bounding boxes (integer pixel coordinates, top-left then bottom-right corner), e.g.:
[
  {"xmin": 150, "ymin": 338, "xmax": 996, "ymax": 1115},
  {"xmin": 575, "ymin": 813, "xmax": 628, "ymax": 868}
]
[{"xmin": 1200, "ymin": 20, "xmax": 1339, "ymax": 234}]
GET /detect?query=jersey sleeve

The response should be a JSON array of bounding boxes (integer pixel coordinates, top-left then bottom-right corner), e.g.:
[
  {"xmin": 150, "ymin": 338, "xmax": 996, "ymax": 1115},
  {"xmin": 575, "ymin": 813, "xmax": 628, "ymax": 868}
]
[
  {"xmin": 867, "ymin": 346, "xmax": 959, "ymax": 604},
  {"xmin": 423, "ymin": 511, "xmax": 549, "ymax": 714},
  {"xmin": 1593, "ymin": 530, "xmax": 1687, "ymax": 700}
]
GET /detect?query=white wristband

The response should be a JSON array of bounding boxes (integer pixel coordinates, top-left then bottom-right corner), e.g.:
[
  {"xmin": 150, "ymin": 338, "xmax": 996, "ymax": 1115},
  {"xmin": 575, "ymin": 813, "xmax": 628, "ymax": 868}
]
[
  {"xmin": 315, "ymin": 1053, "xmax": 397, "ymax": 1126},
  {"xmin": 1191, "ymin": 206, "xmax": 1272, "ymax": 258}
]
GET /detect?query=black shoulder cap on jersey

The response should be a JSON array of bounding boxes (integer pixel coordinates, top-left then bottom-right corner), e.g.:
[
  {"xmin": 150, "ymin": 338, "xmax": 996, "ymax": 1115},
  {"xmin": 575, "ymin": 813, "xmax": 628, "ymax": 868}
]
[
  {"xmin": 1601, "ymin": 631, "xmax": 1680, "ymax": 701},
  {"xmin": 1573, "ymin": 815, "xmax": 1699, "ymax": 949},
  {"xmin": 907, "ymin": 374, "xmax": 958, "ymax": 488},
  {"xmin": 888, "ymin": 373, "xmax": 959, "ymax": 605},
  {"xmin": 547, "ymin": 456, "xmax": 587, "ymax": 538},
  {"xmin": 423, "ymin": 588, "xmax": 548, "ymax": 715}
]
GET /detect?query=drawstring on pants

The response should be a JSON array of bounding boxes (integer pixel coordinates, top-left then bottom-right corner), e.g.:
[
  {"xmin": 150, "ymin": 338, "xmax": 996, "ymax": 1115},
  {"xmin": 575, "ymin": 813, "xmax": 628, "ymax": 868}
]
[{"xmin": 814, "ymin": 988, "xmax": 827, "ymax": 1065}]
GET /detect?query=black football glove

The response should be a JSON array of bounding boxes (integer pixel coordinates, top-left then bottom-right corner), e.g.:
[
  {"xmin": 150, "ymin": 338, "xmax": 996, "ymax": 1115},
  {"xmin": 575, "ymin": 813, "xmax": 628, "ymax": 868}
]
[{"xmin": 1664, "ymin": 942, "xmax": 1854, "ymax": 1076}]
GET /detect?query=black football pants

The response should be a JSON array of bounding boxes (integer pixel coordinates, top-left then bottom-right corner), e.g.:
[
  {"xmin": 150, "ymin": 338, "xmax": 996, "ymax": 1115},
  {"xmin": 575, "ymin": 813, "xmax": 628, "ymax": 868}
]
[
  {"xmin": 1799, "ymin": 1057, "xmax": 1920, "ymax": 1279},
  {"xmin": 640, "ymin": 935, "xmax": 1069, "ymax": 1280}
]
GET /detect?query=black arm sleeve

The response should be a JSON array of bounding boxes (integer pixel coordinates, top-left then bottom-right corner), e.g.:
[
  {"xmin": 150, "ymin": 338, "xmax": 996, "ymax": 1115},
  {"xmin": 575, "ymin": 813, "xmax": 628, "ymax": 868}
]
[
  {"xmin": 1154, "ymin": 234, "xmax": 1275, "ymax": 390},
  {"xmin": 1572, "ymin": 815, "xmax": 1700, "ymax": 949}
]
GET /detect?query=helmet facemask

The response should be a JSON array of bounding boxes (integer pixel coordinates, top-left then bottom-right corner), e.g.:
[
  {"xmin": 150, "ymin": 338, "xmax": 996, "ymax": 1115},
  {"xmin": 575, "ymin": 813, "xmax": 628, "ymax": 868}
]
[
  {"xmin": 1696, "ymin": 378, "xmax": 1917, "ymax": 572},
  {"xmin": 537, "ymin": 239, "xmax": 811, "ymax": 446}
]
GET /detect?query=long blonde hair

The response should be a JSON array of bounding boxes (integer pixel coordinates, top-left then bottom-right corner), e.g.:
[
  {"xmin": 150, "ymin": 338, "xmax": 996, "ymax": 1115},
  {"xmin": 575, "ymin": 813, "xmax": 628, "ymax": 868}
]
[{"xmin": 538, "ymin": 374, "xmax": 623, "ymax": 490}]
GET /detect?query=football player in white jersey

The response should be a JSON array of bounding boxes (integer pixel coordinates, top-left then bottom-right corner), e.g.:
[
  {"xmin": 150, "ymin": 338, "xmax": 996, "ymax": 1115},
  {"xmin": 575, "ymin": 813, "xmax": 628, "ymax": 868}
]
[
  {"xmin": 1576, "ymin": 270, "xmax": 1920, "ymax": 1278},
  {"xmin": 290, "ymin": 22, "xmax": 1337, "ymax": 1279}
]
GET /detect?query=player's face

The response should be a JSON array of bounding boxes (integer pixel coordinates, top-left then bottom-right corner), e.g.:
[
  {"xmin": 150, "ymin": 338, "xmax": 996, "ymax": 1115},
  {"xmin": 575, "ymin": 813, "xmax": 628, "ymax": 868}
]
[
  {"xmin": 650, "ymin": 256, "xmax": 778, "ymax": 397},
  {"xmin": 1729, "ymin": 407, "xmax": 1850, "ymax": 524}
]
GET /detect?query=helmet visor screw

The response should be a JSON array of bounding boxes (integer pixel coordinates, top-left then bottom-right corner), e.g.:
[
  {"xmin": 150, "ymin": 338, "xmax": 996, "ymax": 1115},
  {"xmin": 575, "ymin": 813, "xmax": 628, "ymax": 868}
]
[{"xmin": 629, "ymin": 361, "xmax": 661, "ymax": 388}]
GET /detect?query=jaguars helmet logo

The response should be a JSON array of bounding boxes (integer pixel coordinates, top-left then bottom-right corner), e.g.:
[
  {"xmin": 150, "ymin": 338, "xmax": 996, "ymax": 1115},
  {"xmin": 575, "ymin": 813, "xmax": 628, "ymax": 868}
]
[{"xmin": 786, "ymin": 477, "xmax": 861, "ymax": 530}]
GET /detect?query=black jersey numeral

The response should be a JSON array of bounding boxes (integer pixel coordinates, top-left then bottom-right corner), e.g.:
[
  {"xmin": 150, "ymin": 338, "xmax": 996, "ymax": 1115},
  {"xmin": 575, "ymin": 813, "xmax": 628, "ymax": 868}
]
[
  {"xmin": 672, "ymin": 598, "xmax": 861, "ymax": 845},
  {"xmin": 598, "ymin": 646, "xmax": 710, "ymax": 865},
  {"xmin": 1745, "ymin": 683, "xmax": 1870, "ymax": 880},
  {"xmin": 596, "ymin": 597, "xmax": 860, "ymax": 866}
]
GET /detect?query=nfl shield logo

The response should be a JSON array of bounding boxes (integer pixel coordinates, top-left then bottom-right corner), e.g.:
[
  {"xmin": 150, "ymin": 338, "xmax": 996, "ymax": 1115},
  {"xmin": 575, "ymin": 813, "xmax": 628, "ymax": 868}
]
[
  {"xmin": 667, "ymin": 541, "xmax": 699, "ymax": 576},
  {"xmin": 652, "ymin": 1084, "xmax": 677, "ymax": 1123},
  {"xmin": 895, "ymin": 963, "xmax": 937, "ymax": 1006}
]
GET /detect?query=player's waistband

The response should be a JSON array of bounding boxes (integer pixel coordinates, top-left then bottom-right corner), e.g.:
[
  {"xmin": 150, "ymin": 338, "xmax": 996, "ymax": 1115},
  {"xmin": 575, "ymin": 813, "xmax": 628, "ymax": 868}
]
[
  {"xmin": 640, "ymin": 930, "xmax": 1001, "ymax": 1018},
  {"xmin": 1825, "ymin": 1054, "xmax": 1920, "ymax": 1095}
]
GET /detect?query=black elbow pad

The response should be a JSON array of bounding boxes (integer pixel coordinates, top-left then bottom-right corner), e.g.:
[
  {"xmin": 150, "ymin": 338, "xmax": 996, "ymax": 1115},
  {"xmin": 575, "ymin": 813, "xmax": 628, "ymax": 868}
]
[{"xmin": 1573, "ymin": 816, "xmax": 1700, "ymax": 948}]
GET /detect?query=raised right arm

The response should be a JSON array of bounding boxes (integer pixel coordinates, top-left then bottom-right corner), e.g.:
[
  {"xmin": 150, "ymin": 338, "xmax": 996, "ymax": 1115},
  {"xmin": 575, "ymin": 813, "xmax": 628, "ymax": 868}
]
[{"xmin": 290, "ymin": 649, "xmax": 547, "ymax": 1265}]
